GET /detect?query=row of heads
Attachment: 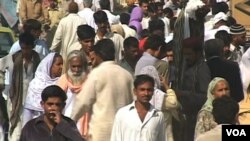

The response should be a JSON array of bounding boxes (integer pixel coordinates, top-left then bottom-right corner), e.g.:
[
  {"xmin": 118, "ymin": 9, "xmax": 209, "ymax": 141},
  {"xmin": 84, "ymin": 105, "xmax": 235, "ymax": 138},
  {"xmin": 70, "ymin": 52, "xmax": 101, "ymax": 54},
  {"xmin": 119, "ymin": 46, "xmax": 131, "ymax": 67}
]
[{"xmin": 41, "ymin": 74, "xmax": 155, "ymax": 102}]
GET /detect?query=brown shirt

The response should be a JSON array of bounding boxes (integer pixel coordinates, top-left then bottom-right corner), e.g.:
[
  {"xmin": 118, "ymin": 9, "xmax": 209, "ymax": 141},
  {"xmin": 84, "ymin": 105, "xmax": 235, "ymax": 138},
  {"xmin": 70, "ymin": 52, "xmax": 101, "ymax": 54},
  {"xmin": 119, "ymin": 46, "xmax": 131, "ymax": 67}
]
[{"xmin": 20, "ymin": 0, "xmax": 49, "ymax": 23}]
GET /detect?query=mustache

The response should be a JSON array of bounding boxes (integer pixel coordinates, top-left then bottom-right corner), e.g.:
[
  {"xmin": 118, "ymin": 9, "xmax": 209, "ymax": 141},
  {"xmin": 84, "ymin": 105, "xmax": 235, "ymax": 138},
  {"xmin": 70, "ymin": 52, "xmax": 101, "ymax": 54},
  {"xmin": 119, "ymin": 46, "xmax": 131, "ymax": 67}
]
[{"xmin": 67, "ymin": 69, "xmax": 87, "ymax": 85}]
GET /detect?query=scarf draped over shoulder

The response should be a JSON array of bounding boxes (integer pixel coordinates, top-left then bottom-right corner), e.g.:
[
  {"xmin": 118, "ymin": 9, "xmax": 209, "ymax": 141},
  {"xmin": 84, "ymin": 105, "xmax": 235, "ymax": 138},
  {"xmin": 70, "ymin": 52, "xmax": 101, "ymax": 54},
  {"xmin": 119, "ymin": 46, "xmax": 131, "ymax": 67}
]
[{"xmin": 9, "ymin": 50, "xmax": 40, "ymax": 134}]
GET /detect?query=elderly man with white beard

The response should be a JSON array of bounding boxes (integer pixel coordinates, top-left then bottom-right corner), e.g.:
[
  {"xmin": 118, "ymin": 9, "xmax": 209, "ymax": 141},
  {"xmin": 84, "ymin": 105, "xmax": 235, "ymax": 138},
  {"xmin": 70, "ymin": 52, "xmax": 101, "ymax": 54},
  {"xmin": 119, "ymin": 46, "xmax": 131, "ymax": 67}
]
[{"xmin": 56, "ymin": 50, "xmax": 89, "ymax": 138}]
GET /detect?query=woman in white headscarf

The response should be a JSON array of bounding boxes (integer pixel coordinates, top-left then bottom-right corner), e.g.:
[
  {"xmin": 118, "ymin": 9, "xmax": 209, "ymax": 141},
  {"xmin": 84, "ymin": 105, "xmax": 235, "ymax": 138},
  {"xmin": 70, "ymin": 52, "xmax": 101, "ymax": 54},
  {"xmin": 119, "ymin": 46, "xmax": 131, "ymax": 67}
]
[
  {"xmin": 194, "ymin": 77, "xmax": 230, "ymax": 139},
  {"xmin": 22, "ymin": 53, "xmax": 63, "ymax": 127},
  {"xmin": 139, "ymin": 65, "xmax": 179, "ymax": 141}
]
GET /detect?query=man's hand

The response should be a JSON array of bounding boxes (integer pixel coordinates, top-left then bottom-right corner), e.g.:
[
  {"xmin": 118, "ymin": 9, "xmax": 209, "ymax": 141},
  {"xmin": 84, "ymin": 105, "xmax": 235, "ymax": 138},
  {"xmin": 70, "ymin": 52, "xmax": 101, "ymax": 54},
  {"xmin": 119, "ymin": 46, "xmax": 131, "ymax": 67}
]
[{"xmin": 48, "ymin": 111, "xmax": 62, "ymax": 124}]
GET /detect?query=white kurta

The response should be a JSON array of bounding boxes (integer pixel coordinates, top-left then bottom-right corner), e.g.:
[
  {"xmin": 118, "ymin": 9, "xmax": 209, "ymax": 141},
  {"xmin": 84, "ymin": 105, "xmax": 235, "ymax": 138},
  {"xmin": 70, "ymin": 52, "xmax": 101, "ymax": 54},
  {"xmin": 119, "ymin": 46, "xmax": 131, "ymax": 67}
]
[
  {"xmin": 71, "ymin": 61, "xmax": 134, "ymax": 141},
  {"xmin": 50, "ymin": 13, "xmax": 86, "ymax": 61},
  {"xmin": 121, "ymin": 24, "xmax": 137, "ymax": 38},
  {"xmin": 78, "ymin": 8, "xmax": 96, "ymax": 29}
]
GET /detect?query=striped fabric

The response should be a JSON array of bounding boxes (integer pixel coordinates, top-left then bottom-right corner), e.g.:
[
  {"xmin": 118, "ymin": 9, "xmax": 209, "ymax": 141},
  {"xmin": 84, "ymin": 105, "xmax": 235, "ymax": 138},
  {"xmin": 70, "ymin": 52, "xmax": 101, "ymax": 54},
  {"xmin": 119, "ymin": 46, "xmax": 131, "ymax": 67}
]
[
  {"xmin": 230, "ymin": 24, "xmax": 246, "ymax": 35},
  {"xmin": 173, "ymin": 8, "xmax": 185, "ymax": 89}
]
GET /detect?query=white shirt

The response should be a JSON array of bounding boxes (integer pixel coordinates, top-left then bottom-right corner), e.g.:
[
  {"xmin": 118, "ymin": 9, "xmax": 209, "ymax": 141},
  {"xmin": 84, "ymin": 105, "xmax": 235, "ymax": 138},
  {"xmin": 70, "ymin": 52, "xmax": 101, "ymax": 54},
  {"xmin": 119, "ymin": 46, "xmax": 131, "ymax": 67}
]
[
  {"xmin": 111, "ymin": 102, "xmax": 166, "ymax": 141},
  {"xmin": 78, "ymin": 8, "xmax": 96, "ymax": 30},
  {"xmin": 121, "ymin": 24, "xmax": 137, "ymax": 38},
  {"xmin": 103, "ymin": 10, "xmax": 120, "ymax": 25},
  {"xmin": 50, "ymin": 13, "xmax": 86, "ymax": 61},
  {"xmin": 195, "ymin": 125, "xmax": 222, "ymax": 141},
  {"xmin": 141, "ymin": 17, "xmax": 150, "ymax": 30},
  {"xmin": 161, "ymin": 17, "xmax": 170, "ymax": 37},
  {"xmin": 204, "ymin": 25, "xmax": 230, "ymax": 41}
]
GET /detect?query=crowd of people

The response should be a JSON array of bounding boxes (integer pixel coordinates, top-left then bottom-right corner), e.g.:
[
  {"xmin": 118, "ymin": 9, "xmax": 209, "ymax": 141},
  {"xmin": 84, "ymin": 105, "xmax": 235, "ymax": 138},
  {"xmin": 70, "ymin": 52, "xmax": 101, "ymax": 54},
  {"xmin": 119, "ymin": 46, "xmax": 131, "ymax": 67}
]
[{"xmin": 0, "ymin": 0, "xmax": 250, "ymax": 141}]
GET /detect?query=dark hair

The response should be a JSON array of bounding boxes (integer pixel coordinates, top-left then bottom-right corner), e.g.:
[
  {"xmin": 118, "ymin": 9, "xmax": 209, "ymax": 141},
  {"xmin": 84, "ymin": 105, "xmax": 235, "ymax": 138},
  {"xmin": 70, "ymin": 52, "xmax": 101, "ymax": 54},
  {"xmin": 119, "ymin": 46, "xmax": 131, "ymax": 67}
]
[
  {"xmin": 124, "ymin": 37, "xmax": 139, "ymax": 50},
  {"xmin": 212, "ymin": 2, "xmax": 229, "ymax": 15},
  {"xmin": 94, "ymin": 10, "xmax": 108, "ymax": 24},
  {"xmin": 120, "ymin": 13, "xmax": 130, "ymax": 25},
  {"xmin": 41, "ymin": 85, "xmax": 67, "ymax": 102},
  {"xmin": 148, "ymin": 19, "xmax": 165, "ymax": 33},
  {"xmin": 139, "ymin": 0, "xmax": 149, "ymax": 6},
  {"xmin": 155, "ymin": 1, "xmax": 164, "ymax": 7},
  {"xmin": 92, "ymin": 39, "xmax": 115, "ymax": 61},
  {"xmin": 182, "ymin": 37, "xmax": 203, "ymax": 53},
  {"xmin": 148, "ymin": 3, "xmax": 158, "ymax": 13},
  {"xmin": 77, "ymin": 24, "xmax": 95, "ymax": 40},
  {"xmin": 23, "ymin": 19, "xmax": 42, "ymax": 33},
  {"xmin": 215, "ymin": 30, "xmax": 232, "ymax": 46},
  {"xmin": 226, "ymin": 16, "xmax": 237, "ymax": 27},
  {"xmin": 129, "ymin": 25, "xmax": 137, "ymax": 32},
  {"xmin": 128, "ymin": 5, "xmax": 137, "ymax": 13},
  {"xmin": 19, "ymin": 32, "xmax": 36, "ymax": 48},
  {"xmin": 68, "ymin": 1, "xmax": 79, "ymax": 13},
  {"xmin": 99, "ymin": 0, "xmax": 110, "ymax": 10},
  {"xmin": 140, "ymin": 29, "xmax": 149, "ymax": 38},
  {"xmin": 52, "ymin": 53, "xmax": 62, "ymax": 65},
  {"xmin": 212, "ymin": 96, "xmax": 239, "ymax": 124},
  {"xmin": 163, "ymin": 7, "xmax": 174, "ymax": 18},
  {"xmin": 134, "ymin": 74, "xmax": 154, "ymax": 88},
  {"xmin": 144, "ymin": 35, "xmax": 165, "ymax": 50},
  {"xmin": 204, "ymin": 39, "xmax": 224, "ymax": 59}
]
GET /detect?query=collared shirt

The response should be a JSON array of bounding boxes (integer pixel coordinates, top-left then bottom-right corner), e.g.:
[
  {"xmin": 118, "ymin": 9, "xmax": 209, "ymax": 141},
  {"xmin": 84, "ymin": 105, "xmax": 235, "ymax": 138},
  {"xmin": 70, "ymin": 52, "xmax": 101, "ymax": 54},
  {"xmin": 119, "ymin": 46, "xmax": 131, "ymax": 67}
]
[
  {"xmin": 118, "ymin": 58, "xmax": 134, "ymax": 76},
  {"xmin": 20, "ymin": 115, "xmax": 84, "ymax": 141},
  {"xmin": 110, "ymin": 102, "xmax": 166, "ymax": 141}
]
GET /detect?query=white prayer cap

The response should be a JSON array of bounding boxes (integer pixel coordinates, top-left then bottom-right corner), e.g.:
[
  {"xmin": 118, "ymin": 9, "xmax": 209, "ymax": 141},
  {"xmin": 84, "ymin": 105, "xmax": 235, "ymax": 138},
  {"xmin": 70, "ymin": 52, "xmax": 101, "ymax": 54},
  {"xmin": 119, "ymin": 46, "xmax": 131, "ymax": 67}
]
[{"xmin": 213, "ymin": 12, "xmax": 228, "ymax": 25}]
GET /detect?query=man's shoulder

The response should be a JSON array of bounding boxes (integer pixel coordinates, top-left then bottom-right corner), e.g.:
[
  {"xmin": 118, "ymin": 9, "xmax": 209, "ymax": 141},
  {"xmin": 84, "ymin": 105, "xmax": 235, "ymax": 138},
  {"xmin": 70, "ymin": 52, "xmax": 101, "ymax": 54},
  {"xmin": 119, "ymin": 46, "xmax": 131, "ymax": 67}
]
[
  {"xmin": 208, "ymin": 58, "xmax": 239, "ymax": 69},
  {"xmin": 195, "ymin": 125, "xmax": 222, "ymax": 141},
  {"xmin": 62, "ymin": 115, "xmax": 75, "ymax": 123},
  {"xmin": 116, "ymin": 103, "xmax": 134, "ymax": 115},
  {"xmin": 23, "ymin": 116, "xmax": 41, "ymax": 129}
]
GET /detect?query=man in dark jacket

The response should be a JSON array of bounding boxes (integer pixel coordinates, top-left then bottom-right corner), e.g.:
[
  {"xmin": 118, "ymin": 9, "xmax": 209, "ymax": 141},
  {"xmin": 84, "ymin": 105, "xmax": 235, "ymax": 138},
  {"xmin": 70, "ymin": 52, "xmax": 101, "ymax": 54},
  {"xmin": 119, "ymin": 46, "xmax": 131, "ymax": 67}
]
[
  {"xmin": 176, "ymin": 37, "xmax": 211, "ymax": 141},
  {"xmin": 204, "ymin": 38, "xmax": 244, "ymax": 102}
]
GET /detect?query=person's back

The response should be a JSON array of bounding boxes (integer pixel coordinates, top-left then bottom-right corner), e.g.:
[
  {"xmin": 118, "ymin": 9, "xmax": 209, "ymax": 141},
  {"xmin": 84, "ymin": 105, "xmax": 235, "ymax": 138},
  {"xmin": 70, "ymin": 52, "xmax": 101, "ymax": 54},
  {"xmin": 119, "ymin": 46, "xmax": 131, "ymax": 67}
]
[
  {"xmin": 50, "ymin": 1, "xmax": 87, "ymax": 62},
  {"xmin": 195, "ymin": 96, "xmax": 239, "ymax": 141},
  {"xmin": 77, "ymin": 0, "xmax": 96, "ymax": 29},
  {"xmin": 135, "ymin": 35, "xmax": 165, "ymax": 75},
  {"xmin": 20, "ymin": 0, "xmax": 49, "ymax": 24},
  {"xmin": 205, "ymin": 39, "xmax": 244, "ymax": 102}
]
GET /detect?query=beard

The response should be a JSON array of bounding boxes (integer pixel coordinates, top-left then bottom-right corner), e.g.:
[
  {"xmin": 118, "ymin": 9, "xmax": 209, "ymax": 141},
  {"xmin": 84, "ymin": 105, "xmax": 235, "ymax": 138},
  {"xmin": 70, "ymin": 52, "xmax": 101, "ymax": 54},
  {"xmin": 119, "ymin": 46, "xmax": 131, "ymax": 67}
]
[{"xmin": 67, "ymin": 69, "xmax": 86, "ymax": 85}]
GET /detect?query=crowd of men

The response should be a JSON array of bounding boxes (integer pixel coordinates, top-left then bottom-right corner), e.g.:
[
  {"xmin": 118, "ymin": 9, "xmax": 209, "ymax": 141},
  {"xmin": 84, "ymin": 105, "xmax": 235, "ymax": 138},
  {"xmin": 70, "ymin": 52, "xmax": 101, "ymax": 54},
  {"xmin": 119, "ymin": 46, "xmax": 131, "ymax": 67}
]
[{"xmin": 0, "ymin": 0, "xmax": 250, "ymax": 141}]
